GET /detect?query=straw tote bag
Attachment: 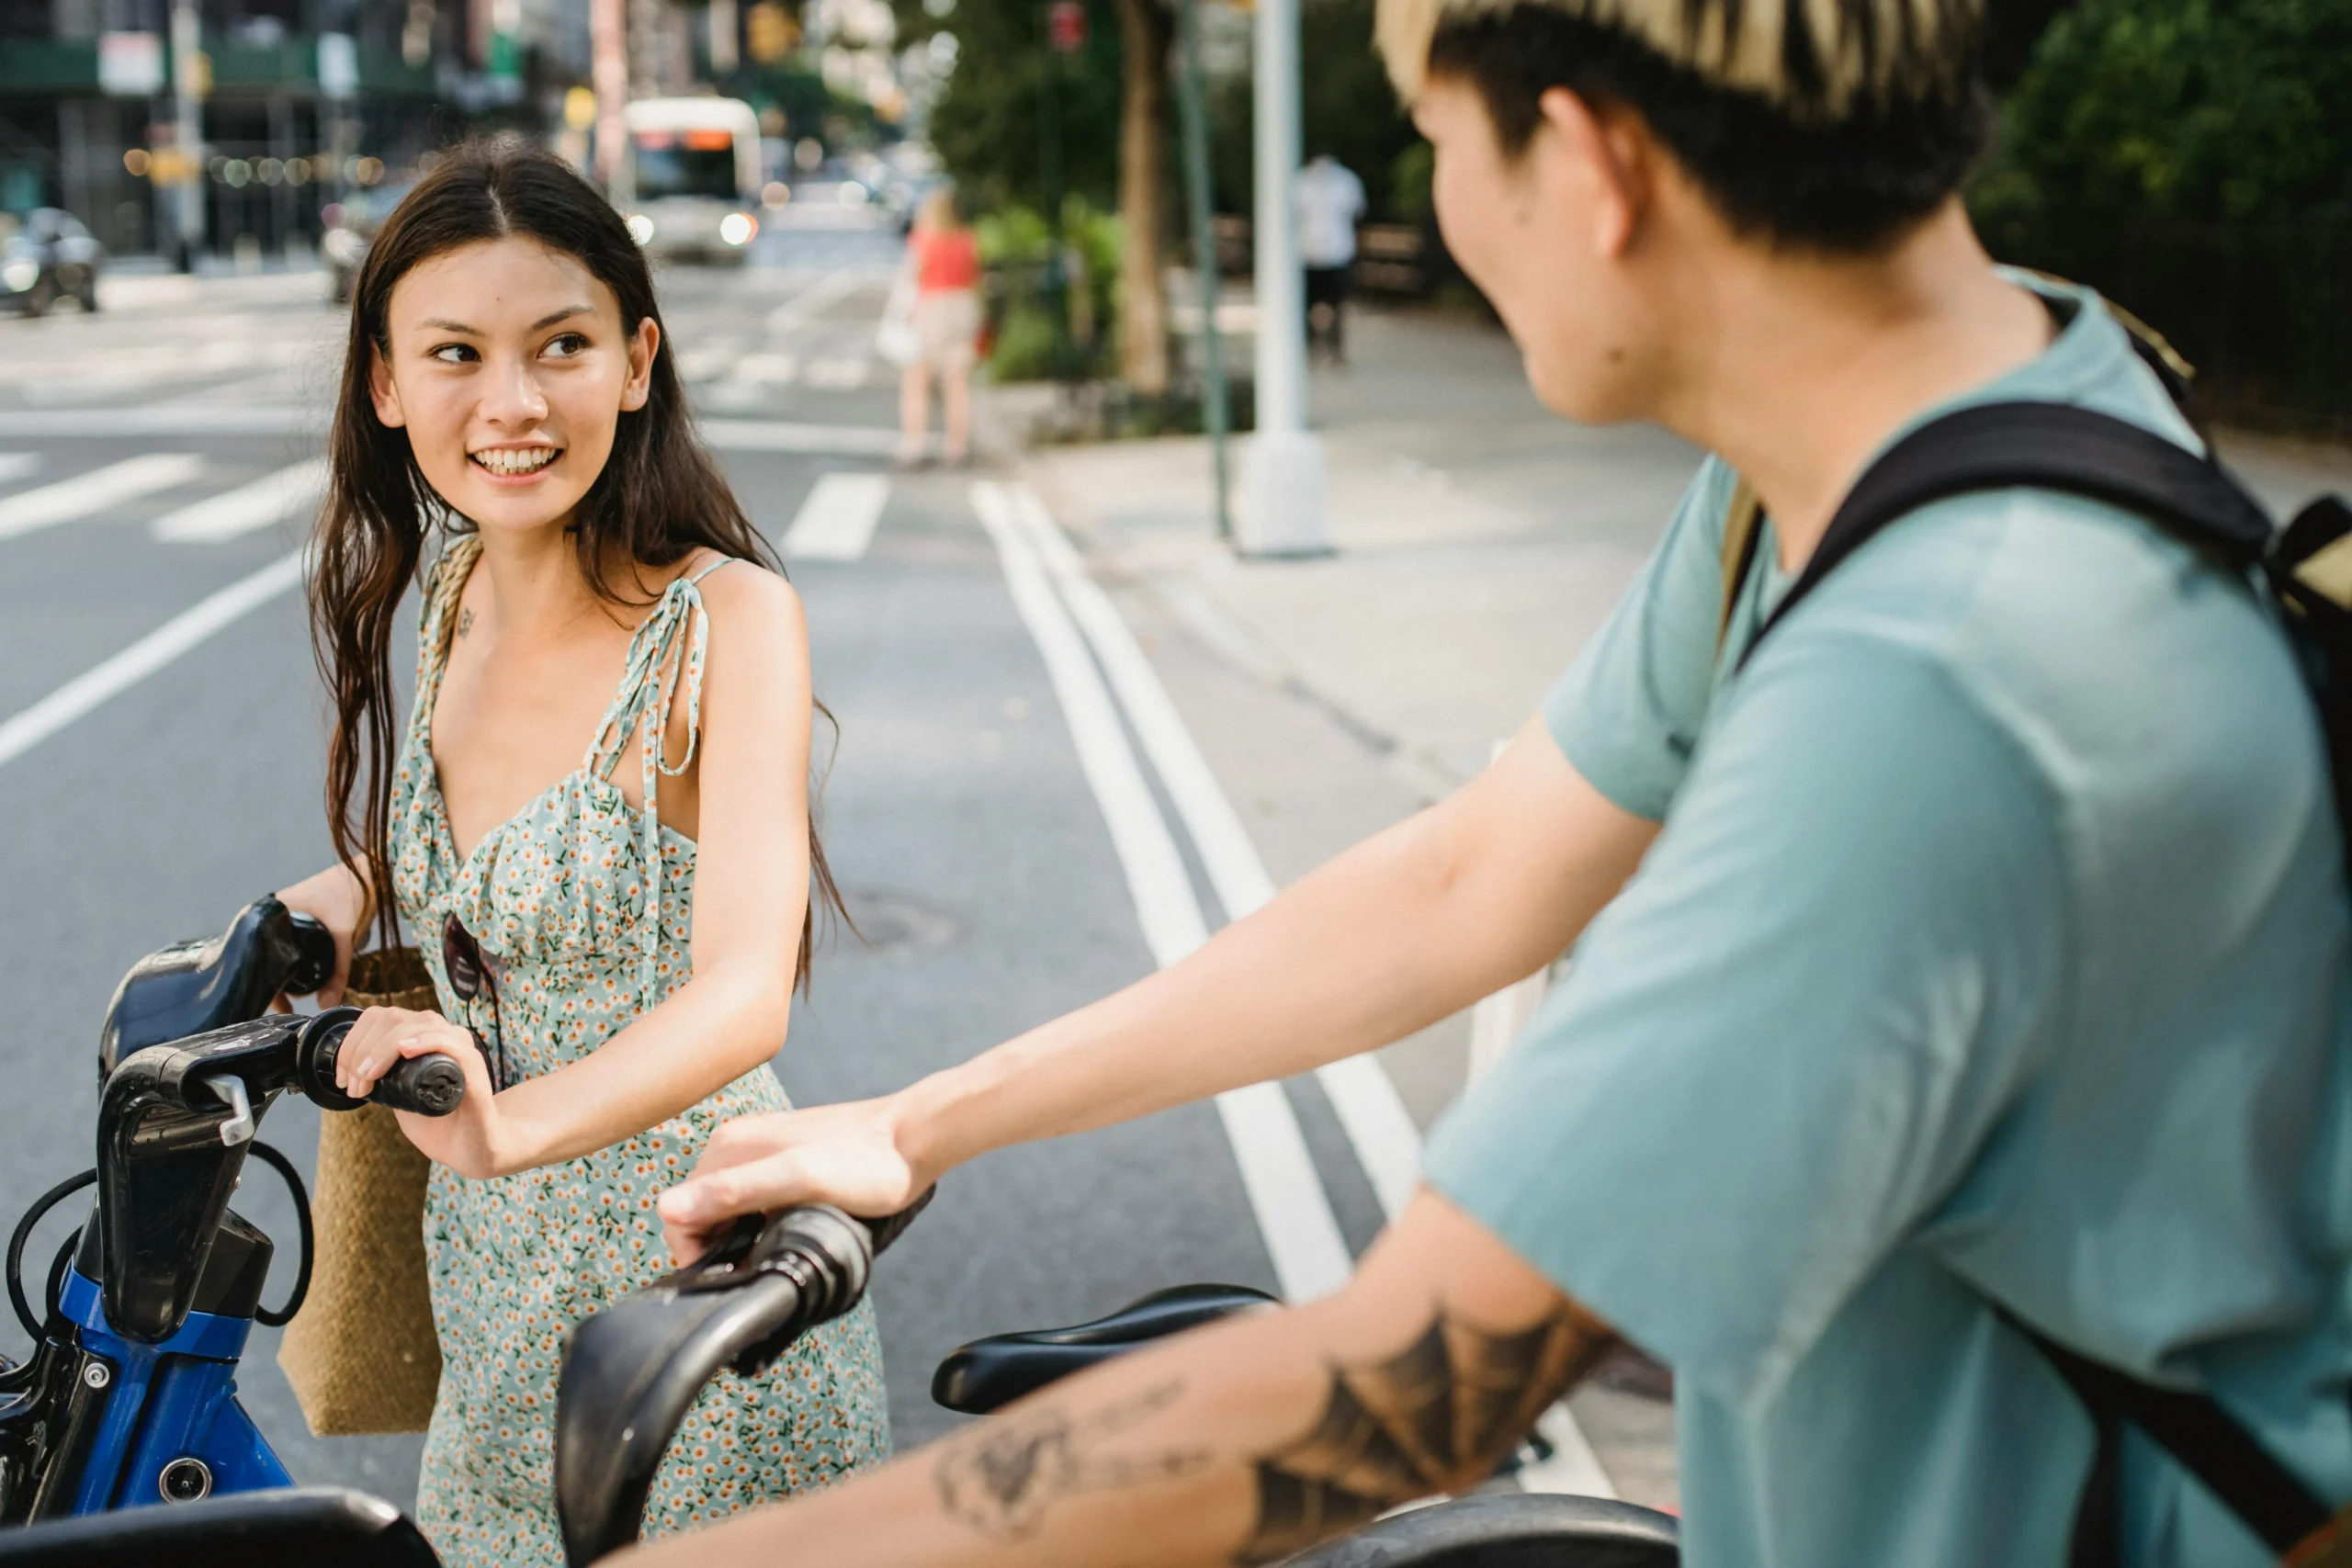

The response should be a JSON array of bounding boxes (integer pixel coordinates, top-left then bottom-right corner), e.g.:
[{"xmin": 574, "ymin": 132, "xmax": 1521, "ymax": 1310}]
[{"xmin": 277, "ymin": 945, "xmax": 444, "ymax": 1435}]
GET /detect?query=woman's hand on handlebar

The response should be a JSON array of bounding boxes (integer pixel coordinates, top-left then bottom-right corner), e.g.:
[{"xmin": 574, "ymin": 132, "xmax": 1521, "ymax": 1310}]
[
  {"xmin": 273, "ymin": 863, "xmax": 369, "ymax": 1008},
  {"xmin": 658, "ymin": 1097, "xmax": 926, "ymax": 1263},
  {"xmin": 335, "ymin": 1005, "xmax": 509, "ymax": 1179}
]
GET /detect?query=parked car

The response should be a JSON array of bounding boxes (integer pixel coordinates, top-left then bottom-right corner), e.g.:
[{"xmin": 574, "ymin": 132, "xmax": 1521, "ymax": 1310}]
[
  {"xmin": 322, "ymin": 180, "xmax": 414, "ymax": 303},
  {"xmin": 0, "ymin": 208, "xmax": 104, "ymax": 316}
]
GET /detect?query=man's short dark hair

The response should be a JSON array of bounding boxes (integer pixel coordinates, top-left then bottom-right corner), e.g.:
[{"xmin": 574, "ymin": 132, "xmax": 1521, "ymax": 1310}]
[{"xmin": 1424, "ymin": 7, "xmax": 1993, "ymax": 253}]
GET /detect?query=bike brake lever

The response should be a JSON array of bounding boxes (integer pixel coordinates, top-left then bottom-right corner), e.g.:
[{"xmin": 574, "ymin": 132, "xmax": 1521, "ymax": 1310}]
[{"xmin": 202, "ymin": 1076, "xmax": 254, "ymax": 1146}]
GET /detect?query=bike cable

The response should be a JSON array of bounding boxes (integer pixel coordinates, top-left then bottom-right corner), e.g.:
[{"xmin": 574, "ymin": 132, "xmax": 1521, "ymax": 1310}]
[
  {"xmin": 244, "ymin": 1139, "xmax": 313, "ymax": 1327},
  {"xmin": 6, "ymin": 1168, "xmax": 94, "ymax": 1344},
  {"xmin": 6, "ymin": 1142, "xmax": 314, "ymax": 1342}
]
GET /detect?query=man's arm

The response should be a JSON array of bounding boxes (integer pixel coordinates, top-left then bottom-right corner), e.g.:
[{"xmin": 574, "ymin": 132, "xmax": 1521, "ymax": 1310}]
[
  {"xmin": 659, "ymin": 716, "xmax": 1657, "ymax": 1251},
  {"xmin": 616, "ymin": 1189, "xmax": 1616, "ymax": 1568}
]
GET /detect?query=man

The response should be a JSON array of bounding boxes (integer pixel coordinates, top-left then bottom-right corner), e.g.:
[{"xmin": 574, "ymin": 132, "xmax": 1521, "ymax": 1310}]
[
  {"xmin": 1296, "ymin": 150, "xmax": 1367, "ymax": 363},
  {"xmin": 636, "ymin": 0, "xmax": 2352, "ymax": 1562}
]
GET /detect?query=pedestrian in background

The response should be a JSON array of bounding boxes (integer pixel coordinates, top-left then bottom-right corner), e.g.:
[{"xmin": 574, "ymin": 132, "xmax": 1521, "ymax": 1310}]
[
  {"xmin": 277, "ymin": 140, "xmax": 888, "ymax": 1565},
  {"xmin": 1297, "ymin": 149, "xmax": 1367, "ymax": 365},
  {"xmin": 898, "ymin": 188, "xmax": 980, "ymax": 467}
]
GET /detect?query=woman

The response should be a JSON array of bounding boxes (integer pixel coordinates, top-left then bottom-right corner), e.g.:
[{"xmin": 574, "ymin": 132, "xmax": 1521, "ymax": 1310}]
[
  {"xmin": 897, "ymin": 187, "xmax": 981, "ymax": 467},
  {"xmin": 275, "ymin": 140, "xmax": 888, "ymax": 1564}
]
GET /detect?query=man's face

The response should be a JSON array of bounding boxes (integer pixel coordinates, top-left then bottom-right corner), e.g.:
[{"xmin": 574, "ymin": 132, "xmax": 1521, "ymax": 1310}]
[{"xmin": 1415, "ymin": 75, "xmax": 1663, "ymax": 425}]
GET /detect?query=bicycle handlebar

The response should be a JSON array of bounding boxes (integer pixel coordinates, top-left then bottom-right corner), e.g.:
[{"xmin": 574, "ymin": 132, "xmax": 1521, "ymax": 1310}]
[{"xmin": 294, "ymin": 1010, "xmax": 467, "ymax": 1118}]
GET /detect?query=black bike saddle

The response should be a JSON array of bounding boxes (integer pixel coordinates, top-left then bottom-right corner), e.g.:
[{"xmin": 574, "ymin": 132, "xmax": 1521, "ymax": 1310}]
[
  {"xmin": 97, "ymin": 897, "xmax": 337, "ymax": 1078},
  {"xmin": 932, "ymin": 1282, "xmax": 1277, "ymax": 1415},
  {"xmin": 0, "ymin": 1487, "xmax": 439, "ymax": 1568}
]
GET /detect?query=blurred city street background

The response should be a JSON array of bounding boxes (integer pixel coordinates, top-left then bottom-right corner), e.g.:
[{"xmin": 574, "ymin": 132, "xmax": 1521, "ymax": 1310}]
[{"xmin": 3, "ymin": 0, "xmax": 2349, "ymax": 1529}]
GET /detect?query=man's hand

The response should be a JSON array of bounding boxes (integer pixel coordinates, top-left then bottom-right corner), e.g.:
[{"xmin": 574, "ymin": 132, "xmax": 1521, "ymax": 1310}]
[
  {"xmin": 610, "ymin": 1188, "xmax": 1619, "ymax": 1568},
  {"xmin": 657, "ymin": 1095, "xmax": 926, "ymax": 1261}
]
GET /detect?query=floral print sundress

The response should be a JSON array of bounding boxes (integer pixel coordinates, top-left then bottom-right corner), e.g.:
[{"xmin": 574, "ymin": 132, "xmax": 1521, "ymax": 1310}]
[{"xmin": 389, "ymin": 535, "xmax": 889, "ymax": 1566}]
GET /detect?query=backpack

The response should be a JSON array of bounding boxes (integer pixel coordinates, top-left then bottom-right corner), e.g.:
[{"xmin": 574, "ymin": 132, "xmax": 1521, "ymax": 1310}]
[{"xmin": 1716, "ymin": 299, "xmax": 2352, "ymax": 1568}]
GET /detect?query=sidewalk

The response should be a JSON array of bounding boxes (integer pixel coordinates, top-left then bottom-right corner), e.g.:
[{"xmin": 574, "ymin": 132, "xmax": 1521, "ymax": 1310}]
[
  {"xmin": 1001, "ymin": 304, "xmax": 1698, "ymax": 1508},
  {"xmin": 996, "ymin": 299, "xmax": 2352, "ymax": 1513}
]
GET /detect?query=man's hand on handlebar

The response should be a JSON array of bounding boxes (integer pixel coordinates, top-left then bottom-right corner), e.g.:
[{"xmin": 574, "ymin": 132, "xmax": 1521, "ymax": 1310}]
[
  {"xmin": 656, "ymin": 1098, "xmax": 926, "ymax": 1264},
  {"xmin": 335, "ymin": 1005, "xmax": 509, "ymax": 1179}
]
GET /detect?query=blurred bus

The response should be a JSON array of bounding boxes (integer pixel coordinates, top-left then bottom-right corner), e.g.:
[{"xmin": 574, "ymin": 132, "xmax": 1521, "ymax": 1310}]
[{"xmin": 618, "ymin": 97, "xmax": 762, "ymax": 265}]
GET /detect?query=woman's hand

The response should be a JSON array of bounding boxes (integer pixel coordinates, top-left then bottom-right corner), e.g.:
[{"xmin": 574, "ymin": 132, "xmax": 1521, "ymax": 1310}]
[
  {"xmin": 657, "ymin": 1096, "xmax": 926, "ymax": 1263},
  {"xmin": 334, "ymin": 1005, "xmax": 515, "ymax": 1180},
  {"xmin": 274, "ymin": 863, "xmax": 370, "ymax": 1008}
]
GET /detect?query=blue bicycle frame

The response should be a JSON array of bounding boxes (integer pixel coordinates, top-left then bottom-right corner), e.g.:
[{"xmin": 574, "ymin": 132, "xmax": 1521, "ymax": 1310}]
[{"xmin": 52, "ymin": 1267, "xmax": 288, "ymax": 1513}]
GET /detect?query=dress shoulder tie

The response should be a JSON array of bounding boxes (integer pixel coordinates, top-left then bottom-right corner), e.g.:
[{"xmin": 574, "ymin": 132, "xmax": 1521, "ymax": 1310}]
[{"xmin": 584, "ymin": 555, "xmax": 738, "ymax": 1002}]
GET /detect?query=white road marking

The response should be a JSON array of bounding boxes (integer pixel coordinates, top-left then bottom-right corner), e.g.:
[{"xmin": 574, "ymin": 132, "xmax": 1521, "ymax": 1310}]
[
  {"xmin": 804, "ymin": 358, "xmax": 872, "ymax": 389},
  {"xmin": 0, "ymin": 453, "xmax": 207, "ymax": 541},
  {"xmin": 1001, "ymin": 482, "xmax": 1613, "ymax": 1498},
  {"xmin": 971, "ymin": 479, "xmax": 1356, "ymax": 1302},
  {"xmin": 0, "ymin": 408, "xmax": 313, "ymax": 439},
  {"xmin": 1002, "ymin": 486, "xmax": 1427, "ymax": 1220},
  {"xmin": 729, "ymin": 352, "xmax": 802, "ymax": 387},
  {"xmin": 699, "ymin": 420, "xmax": 900, "ymax": 457},
  {"xmin": 0, "ymin": 454, "xmax": 37, "ymax": 487},
  {"xmin": 783, "ymin": 473, "xmax": 890, "ymax": 562},
  {"xmin": 764, "ymin": 270, "xmax": 862, "ymax": 335},
  {"xmin": 152, "ymin": 457, "xmax": 329, "ymax": 543},
  {"xmin": 0, "ymin": 550, "xmax": 306, "ymax": 772}
]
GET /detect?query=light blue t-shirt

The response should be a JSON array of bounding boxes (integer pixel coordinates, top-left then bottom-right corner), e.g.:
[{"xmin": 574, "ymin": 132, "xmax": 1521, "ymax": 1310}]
[{"xmin": 1423, "ymin": 276, "xmax": 2352, "ymax": 1568}]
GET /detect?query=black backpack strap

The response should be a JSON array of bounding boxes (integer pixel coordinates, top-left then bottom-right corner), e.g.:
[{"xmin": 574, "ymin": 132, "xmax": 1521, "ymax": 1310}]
[
  {"xmin": 1734, "ymin": 401, "xmax": 2273, "ymax": 673},
  {"xmin": 2000, "ymin": 1310, "xmax": 2352, "ymax": 1566}
]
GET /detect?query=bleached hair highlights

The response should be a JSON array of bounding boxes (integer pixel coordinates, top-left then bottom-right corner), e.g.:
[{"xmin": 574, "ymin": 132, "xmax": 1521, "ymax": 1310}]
[{"xmin": 1378, "ymin": 0, "xmax": 1982, "ymax": 119}]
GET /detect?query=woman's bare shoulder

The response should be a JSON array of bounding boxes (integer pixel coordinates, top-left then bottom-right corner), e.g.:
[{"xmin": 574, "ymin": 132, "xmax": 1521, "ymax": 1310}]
[{"xmin": 689, "ymin": 553, "xmax": 808, "ymax": 661}]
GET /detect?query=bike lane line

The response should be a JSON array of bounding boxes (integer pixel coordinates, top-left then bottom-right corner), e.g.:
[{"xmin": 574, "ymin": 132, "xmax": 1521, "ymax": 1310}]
[
  {"xmin": 0, "ymin": 548, "xmax": 306, "ymax": 772},
  {"xmin": 970, "ymin": 479, "xmax": 1357, "ymax": 1303},
  {"xmin": 1000, "ymin": 481, "xmax": 1618, "ymax": 1501}
]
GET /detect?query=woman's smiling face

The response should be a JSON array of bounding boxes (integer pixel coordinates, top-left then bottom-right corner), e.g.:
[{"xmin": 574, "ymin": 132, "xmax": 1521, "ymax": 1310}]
[{"xmin": 368, "ymin": 235, "xmax": 659, "ymax": 538}]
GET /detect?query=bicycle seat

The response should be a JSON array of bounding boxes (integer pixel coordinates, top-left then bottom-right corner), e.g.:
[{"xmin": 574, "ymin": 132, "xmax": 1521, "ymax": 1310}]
[
  {"xmin": 1287, "ymin": 1493, "xmax": 1679, "ymax": 1568},
  {"xmin": 98, "ymin": 897, "xmax": 336, "ymax": 1078},
  {"xmin": 932, "ymin": 1282, "xmax": 1278, "ymax": 1415},
  {"xmin": 0, "ymin": 1486, "xmax": 439, "ymax": 1567}
]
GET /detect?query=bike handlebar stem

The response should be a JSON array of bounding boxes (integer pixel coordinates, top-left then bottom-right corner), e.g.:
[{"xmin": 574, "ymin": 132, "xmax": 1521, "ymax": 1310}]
[{"xmin": 95, "ymin": 1010, "xmax": 462, "ymax": 1345}]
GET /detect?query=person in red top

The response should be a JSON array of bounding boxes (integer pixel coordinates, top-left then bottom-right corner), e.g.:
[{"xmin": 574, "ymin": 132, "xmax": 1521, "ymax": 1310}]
[{"xmin": 898, "ymin": 189, "xmax": 981, "ymax": 467}]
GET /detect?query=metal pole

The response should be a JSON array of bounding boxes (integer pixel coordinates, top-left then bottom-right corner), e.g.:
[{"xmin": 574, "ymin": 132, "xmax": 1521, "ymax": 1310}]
[
  {"xmin": 1238, "ymin": 0, "xmax": 1326, "ymax": 554},
  {"xmin": 593, "ymin": 0, "xmax": 629, "ymax": 189},
  {"xmin": 1173, "ymin": 0, "xmax": 1231, "ymax": 540},
  {"xmin": 170, "ymin": 0, "xmax": 205, "ymax": 271}
]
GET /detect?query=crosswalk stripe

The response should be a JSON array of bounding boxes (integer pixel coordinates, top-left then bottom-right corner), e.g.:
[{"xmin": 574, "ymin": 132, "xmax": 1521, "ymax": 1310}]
[
  {"xmin": 782, "ymin": 473, "xmax": 890, "ymax": 562},
  {"xmin": 0, "ymin": 453, "xmax": 207, "ymax": 541},
  {"xmin": 152, "ymin": 457, "xmax": 330, "ymax": 543},
  {"xmin": 763, "ymin": 270, "xmax": 861, "ymax": 335},
  {"xmin": 0, "ymin": 454, "xmax": 38, "ymax": 488}
]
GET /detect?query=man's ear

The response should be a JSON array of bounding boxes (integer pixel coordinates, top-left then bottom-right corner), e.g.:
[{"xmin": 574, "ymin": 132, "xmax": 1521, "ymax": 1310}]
[
  {"xmin": 620, "ymin": 318, "xmax": 660, "ymax": 412},
  {"xmin": 1535, "ymin": 85, "xmax": 1652, "ymax": 259},
  {"xmin": 367, "ymin": 342, "xmax": 407, "ymax": 429}
]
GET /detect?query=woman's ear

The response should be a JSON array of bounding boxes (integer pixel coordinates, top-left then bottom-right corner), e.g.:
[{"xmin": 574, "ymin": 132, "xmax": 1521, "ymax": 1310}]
[
  {"xmin": 620, "ymin": 318, "xmax": 660, "ymax": 412},
  {"xmin": 368, "ymin": 341, "xmax": 408, "ymax": 428}
]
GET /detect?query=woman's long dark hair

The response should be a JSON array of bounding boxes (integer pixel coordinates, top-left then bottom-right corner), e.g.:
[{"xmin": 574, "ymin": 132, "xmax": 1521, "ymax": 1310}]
[{"xmin": 314, "ymin": 136, "xmax": 846, "ymax": 987}]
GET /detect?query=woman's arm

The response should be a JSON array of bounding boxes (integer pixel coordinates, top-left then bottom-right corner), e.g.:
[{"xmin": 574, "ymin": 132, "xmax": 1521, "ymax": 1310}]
[
  {"xmin": 336, "ymin": 566, "xmax": 820, "ymax": 1179},
  {"xmin": 657, "ymin": 715, "xmax": 1658, "ymax": 1254},
  {"xmin": 276, "ymin": 861, "xmax": 371, "ymax": 1006}
]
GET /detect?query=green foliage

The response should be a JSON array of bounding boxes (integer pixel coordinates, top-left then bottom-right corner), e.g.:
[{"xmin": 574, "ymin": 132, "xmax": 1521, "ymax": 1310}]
[
  {"xmin": 979, "ymin": 199, "xmax": 1124, "ymax": 381},
  {"xmin": 1210, "ymin": 0, "xmax": 1422, "ymax": 219},
  {"xmin": 1978, "ymin": 0, "xmax": 2352, "ymax": 225},
  {"xmin": 889, "ymin": 0, "xmax": 1124, "ymax": 214}
]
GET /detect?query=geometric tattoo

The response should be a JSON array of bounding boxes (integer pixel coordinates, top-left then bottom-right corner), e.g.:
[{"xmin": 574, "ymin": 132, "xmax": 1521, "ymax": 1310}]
[
  {"xmin": 456, "ymin": 606, "xmax": 475, "ymax": 639},
  {"xmin": 1234, "ymin": 1304, "xmax": 1613, "ymax": 1565},
  {"xmin": 933, "ymin": 1380, "xmax": 1212, "ymax": 1540}
]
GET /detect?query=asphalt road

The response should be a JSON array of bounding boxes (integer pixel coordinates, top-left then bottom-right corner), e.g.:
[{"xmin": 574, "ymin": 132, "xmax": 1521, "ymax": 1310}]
[{"xmin": 0, "ymin": 211, "xmax": 1412, "ymax": 1513}]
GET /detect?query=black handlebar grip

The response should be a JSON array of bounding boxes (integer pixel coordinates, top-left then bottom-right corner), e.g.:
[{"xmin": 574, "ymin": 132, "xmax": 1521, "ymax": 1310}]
[
  {"xmin": 372, "ymin": 1054, "xmax": 467, "ymax": 1117},
  {"xmin": 858, "ymin": 1187, "xmax": 935, "ymax": 1258}
]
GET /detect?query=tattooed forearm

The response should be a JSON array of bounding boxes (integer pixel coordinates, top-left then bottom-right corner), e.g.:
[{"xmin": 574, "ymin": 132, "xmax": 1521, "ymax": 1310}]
[
  {"xmin": 1235, "ymin": 1303, "xmax": 1616, "ymax": 1565},
  {"xmin": 933, "ymin": 1380, "xmax": 1211, "ymax": 1540}
]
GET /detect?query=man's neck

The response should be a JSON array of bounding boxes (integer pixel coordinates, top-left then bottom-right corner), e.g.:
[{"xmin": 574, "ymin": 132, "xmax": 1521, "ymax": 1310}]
[{"xmin": 1655, "ymin": 203, "xmax": 2053, "ymax": 573}]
